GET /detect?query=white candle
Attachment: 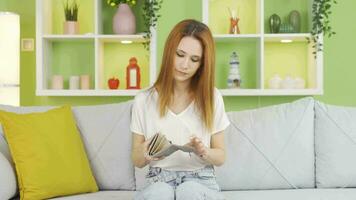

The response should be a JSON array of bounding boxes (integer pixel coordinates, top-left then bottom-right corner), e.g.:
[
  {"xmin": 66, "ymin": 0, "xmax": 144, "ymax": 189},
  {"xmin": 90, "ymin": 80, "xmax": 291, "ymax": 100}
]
[
  {"xmin": 51, "ymin": 75, "xmax": 63, "ymax": 89},
  {"xmin": 80, "ymin": 75, "xmax": 90, "ymax": 89},
  {"xmin": 69, "ymin": 76, "xmax": 80, "ymax": 90}
]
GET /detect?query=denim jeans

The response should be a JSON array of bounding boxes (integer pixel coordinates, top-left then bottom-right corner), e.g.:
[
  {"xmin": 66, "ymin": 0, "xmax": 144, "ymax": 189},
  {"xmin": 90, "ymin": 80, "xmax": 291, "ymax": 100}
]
[{"xmin": 134, "ymin": 166, "xmax": 225, "ymax": 200}]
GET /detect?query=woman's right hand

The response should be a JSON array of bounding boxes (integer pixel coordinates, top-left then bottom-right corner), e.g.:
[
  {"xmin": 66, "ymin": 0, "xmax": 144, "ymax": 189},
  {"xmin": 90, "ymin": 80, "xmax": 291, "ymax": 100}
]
[
  {"xmin": 132, "ymin": 133, "xmax": 165, "ymax": 168},
  {"xmin": 143, "ymin": 137, "xmax": 165, "ymax": 163}
]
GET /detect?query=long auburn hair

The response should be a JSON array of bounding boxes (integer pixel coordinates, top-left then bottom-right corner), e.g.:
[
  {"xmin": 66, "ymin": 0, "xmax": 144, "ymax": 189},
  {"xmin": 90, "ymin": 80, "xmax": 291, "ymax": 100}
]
[{"xmin": 151, "ymin": 19, "xmax": 216, "ymax": 133}]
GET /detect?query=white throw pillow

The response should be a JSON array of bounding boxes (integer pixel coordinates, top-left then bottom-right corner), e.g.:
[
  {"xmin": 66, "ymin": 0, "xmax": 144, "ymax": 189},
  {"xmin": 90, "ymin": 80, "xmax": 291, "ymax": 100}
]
[
  {"xmin": 0, "ymin": 152, "xmax": 17, "ymax": 200},
  {"xmin": 315, "ymin": 101, "xmax": 356, "ymax": 188},
  {"xmin": 216, "ymin": 97, "xmax": 315, "ymax": 190}
]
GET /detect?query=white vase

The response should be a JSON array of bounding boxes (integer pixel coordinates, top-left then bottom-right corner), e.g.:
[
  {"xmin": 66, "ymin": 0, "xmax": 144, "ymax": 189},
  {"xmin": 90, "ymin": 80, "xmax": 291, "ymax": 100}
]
[
  {"xmin": 294, "ymin": 77, "xmax": 306, "ymax": 89},
  {"xmin": 268, "ymin": 74, "xmax": 282, "ymax": 89},
  {"xmin": 281, "ymin": 75, "xmax": 295, "ymax": 89},
  {"xmin": 113, "ymin": 3, "xmax": 136, "ymax": 34}
]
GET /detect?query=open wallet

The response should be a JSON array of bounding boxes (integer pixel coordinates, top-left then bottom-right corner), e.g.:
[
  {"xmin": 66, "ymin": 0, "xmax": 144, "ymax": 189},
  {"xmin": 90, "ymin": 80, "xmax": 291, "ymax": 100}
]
[{"xmin": 148, "ymin": 132, "xmax": 195, "ymax": 158}]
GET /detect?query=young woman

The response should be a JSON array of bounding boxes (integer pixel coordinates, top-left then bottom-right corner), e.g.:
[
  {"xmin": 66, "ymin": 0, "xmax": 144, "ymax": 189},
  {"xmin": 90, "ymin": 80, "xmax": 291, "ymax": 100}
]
[{"xmin": 131, "ymin": 19, "xmax": 230, "ymax": 200}]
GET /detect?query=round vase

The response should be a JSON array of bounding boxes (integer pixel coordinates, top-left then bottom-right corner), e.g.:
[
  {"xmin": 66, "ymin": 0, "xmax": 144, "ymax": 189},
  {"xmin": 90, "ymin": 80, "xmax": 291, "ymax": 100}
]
[{"xmin": 113, "ymin": 3, "xmax": 136, "ymax": 34}]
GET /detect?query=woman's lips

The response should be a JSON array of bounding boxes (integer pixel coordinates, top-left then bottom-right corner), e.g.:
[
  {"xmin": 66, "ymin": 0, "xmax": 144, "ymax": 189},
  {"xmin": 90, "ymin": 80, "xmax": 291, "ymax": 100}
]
[{"xmin": 176, "ymin": 70, "xmax": 188, "ymax": 76}]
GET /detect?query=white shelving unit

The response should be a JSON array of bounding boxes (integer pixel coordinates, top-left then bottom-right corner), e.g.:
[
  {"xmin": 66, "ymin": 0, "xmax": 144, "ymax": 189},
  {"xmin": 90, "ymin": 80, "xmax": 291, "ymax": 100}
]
[
  {"xmin": 36, "ymin": 0, "xmax": 157, "ymax": 96},
  {"xmin": 202, "ymin": 0, "xmax": 323, "ymax": 96},
  {"xmin": 36, "ymin": 0, "xmax": 322, "ymax": 96}
]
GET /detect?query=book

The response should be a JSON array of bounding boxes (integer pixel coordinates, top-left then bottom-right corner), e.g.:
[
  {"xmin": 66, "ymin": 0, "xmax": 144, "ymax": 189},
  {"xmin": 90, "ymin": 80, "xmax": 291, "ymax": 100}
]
[{"xmin": 148, "ymin": 132, "xmax": 195, "ymax": 158}]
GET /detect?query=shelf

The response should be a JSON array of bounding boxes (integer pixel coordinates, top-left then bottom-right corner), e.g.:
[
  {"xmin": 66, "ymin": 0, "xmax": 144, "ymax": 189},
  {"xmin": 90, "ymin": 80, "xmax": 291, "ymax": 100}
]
[
  {"xmin": 42, "ymin": 40, "xmax": 95, "ymax": 90},
  {"xmin": 203, "ymin": 0, "xmax": 323, "ymax": 96},
  {"xmin": 214, "ymin": 34, "xmax": 261, "ymax": 42},
  {"xmin": 43, "ymin": 35, "xmax": 96, "ymax": 41},
  {"xmin": 264, "ymin": 0, "xmax": 312, "ymax": 34},
  {"xmin": 36, "ymin": 0, "xmax": 157, "ymax": 96},
  {"xmin": 264, "ymin": 33, "xmax": 311, "ymax": 42},
  {"xmin": 220, "ymin": 88, "xmax": 322, "ymax": 96},
  {"xmin": 99, "ymin": 0, "xmax": 148, "ymax": 35},
  {"xmin": 205, "ymin": 0, "xmax": 261, "ymax": 34},
  {"xmin": 97, "ymin": 34, "xmax": 147, "ymax": 43},
  {"xmin": 215, "ymin": 38, "xmax": 261, "ymax": 89},
  {"xmin": 264, "ymin": 40, "xmax": 317, "ymax": 89},
  {"xmin": 97, "ymin": 40, "xmax": 150, "ymax": 90},
  {"xmin": 41, "ymin": 0, "xmax": 95, "ymax": 35},
  {"xmin": 35, "ymin": 89, "xmax": 322, "ymax": 97},
  {"xmin": 36, "ymin": 89, "xmax": 141, "ymax": 96}
]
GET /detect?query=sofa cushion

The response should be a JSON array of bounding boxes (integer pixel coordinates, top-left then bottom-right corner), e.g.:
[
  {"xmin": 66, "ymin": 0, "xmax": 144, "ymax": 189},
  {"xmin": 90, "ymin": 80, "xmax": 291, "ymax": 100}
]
[
  {"xmin": 0, "ymin": 106, "xmax": 98, "ymax": 199},
  {"xmin": 315, "ymin": 101, "xmax": 356, "ymax": 188},
  {"xmin": 50, "ymin": 191, "xmax": 134, "ymax": 200},
  {"xmin": 0, "ymin": 152, "xmax": 17, "ymax": 200},
  {"xmin": 72, "ymin": 102, "xmax": 135, "ymax": 190},
  {"xmin": 222, "ymin": 189, "xmax": 356, "ymax": 200},
  {"xmin": 216, "ymin": 97, "xmax": 315, "ymax": 190},
  {"xmin": 135, "ymin": 166, "xmax": 149, "ymax": 191},
  {"xmin": 11, "ymin": 189, "xmax": 356, "ymax": 200}
]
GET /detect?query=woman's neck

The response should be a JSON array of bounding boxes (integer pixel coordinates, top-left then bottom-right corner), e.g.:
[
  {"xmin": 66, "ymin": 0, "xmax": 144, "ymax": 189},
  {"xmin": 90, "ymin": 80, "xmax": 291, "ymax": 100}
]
[{"xmin": 173, "ymin": 80, "xmax": 190, "ymax": 96}]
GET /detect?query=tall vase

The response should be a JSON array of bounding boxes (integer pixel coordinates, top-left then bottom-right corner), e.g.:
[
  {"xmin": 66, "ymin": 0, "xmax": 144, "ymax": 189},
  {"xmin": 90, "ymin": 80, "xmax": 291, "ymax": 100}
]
[
  {"xmin": 113, "ymin": 3, "xmax": 136, "ymax": 34},
  {"xmin": 289, "ymin": 10, "xmax": 301, "ymax": 33}
]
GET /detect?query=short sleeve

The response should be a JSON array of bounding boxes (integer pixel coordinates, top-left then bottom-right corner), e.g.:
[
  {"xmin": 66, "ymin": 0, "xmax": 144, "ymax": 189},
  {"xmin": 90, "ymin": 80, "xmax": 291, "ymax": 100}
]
[
  {"xmin": 130, "ymin": 94, "xmax": 145, "ymax": 136},
  {"xmin": 212, "ymin": 89, "xmax": 230, "ymax": 134}
]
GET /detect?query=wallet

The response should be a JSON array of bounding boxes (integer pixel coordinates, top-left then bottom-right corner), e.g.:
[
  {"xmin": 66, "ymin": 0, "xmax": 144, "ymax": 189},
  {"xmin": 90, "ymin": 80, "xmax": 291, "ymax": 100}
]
[{"xmin": 148, "ymin": 132, "xmax": 195, "ymax": 158}]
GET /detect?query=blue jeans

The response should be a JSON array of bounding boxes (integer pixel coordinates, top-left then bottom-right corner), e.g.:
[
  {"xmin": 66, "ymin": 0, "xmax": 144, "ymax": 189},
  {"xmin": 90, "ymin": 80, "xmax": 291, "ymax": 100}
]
[{"xmin": 134, "ymin": 166, "xmax": 225, "ymax": 200}]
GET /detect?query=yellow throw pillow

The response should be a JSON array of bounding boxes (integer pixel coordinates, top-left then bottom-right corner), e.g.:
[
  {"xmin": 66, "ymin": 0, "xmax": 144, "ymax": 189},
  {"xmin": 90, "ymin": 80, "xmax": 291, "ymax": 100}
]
[{"xmin": 0, "ymin": 106, "xmax": 98, "ymax": 200}]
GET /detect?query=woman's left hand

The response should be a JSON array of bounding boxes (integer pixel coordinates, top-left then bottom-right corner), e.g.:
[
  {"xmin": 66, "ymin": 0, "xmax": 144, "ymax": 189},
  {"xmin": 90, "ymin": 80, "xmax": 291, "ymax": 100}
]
[{"xmin": 190, "ymin": 136, "xmax": 208, "ymax": 158}]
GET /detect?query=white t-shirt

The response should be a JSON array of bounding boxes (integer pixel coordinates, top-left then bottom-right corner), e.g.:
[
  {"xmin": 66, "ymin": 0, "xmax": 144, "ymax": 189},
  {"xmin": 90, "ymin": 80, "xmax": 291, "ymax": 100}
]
[{"xmin": 130, "ymin": 87, "xmax": 230, "ymax": 171}]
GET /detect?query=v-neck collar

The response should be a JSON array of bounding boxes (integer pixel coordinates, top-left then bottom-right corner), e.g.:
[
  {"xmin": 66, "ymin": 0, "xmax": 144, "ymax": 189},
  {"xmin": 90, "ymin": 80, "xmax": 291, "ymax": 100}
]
[{"xmin": 168, "ymin": 100, "xmax": 194, "ymax": 117}]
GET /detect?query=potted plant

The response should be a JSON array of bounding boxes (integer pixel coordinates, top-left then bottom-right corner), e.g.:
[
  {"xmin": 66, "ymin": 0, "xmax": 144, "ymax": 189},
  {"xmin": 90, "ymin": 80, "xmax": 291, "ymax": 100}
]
[
  {"xmin": 107, "ymin": 0, "xmax": 163, "ymax": 50},
  {"xmin": 309, "ymin": 0, "xmax": 337, "ymax": 55},
  {"xmin": 63, "ymin": 0, "xmax": 79, "ymax": 34}
]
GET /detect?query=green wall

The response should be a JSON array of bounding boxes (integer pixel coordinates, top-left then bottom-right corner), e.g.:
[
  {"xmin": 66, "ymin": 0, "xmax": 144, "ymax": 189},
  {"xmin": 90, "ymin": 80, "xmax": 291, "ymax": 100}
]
[{"xmin": 0, "ymin": 0, "xmax": 355, "ymax": 110}]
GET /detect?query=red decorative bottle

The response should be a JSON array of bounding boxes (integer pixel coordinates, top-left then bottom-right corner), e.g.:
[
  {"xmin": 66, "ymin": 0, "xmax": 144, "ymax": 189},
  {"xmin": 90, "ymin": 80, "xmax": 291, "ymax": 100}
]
[{"xmin": 126, "ymin": 57, "xmax": 141, "ymax": 89}]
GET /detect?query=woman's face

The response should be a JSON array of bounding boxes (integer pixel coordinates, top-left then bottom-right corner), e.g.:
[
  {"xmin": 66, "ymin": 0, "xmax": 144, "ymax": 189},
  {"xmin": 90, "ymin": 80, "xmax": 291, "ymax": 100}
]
[{"xmin": 173, "ymin": 36, "xmax": 203, "ymax": 83}]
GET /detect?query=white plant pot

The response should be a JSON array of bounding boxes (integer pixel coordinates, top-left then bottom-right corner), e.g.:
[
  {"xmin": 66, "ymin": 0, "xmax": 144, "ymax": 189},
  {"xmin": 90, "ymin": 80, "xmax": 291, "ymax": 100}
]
[{"xmin": 63, "ymin": 21, "xmax": 79, "ymax": 34}]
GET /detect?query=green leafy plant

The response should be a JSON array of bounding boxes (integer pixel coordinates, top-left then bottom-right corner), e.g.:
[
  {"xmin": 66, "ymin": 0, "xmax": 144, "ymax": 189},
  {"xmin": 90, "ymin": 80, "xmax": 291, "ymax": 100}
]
[
  {"xmin": 142, "ymin": 0, "xmax": 163, "ymax": 50},
  {"xmin": 63, "ymin": 0, "xmax": 79, "ymax": 21},
  {"xmin": 107, "ymin": 0, "xmax": 163, "ymax": 51},
  {"xmin": 309, "ymin": 0, "xmax": 337, "ymax": 55}
]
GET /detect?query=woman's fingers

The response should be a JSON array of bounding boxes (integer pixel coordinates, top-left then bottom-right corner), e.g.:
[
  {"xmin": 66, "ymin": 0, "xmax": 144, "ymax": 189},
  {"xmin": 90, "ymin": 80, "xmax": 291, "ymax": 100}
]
[
  {"xmin": 152, "ymin": 156, "xmax": 165, "ymax": 161},
  {"xmin": 190, "ymin": 136, "xmax": 207, "ymax": 156}
]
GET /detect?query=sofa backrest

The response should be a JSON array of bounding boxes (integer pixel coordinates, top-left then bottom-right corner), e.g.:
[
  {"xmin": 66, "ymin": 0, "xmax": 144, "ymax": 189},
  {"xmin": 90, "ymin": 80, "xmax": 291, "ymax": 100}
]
[
  {"xmin": 3, "ymin": 97, "xmax": 356, "ymax": 192},
  {"xmin": 215, "ymin": 97, "xmax": 315, "ymax": 190},
  {"xmin": 315, "ymin": 101, "xmax": 356, "ymax": 188}
]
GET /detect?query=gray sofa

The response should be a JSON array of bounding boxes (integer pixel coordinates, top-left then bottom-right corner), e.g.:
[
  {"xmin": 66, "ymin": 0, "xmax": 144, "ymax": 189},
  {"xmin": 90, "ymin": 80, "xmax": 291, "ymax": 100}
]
[{"xmin": 1, "ymin": 97, "xmax": 356, "ymax": 200}]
